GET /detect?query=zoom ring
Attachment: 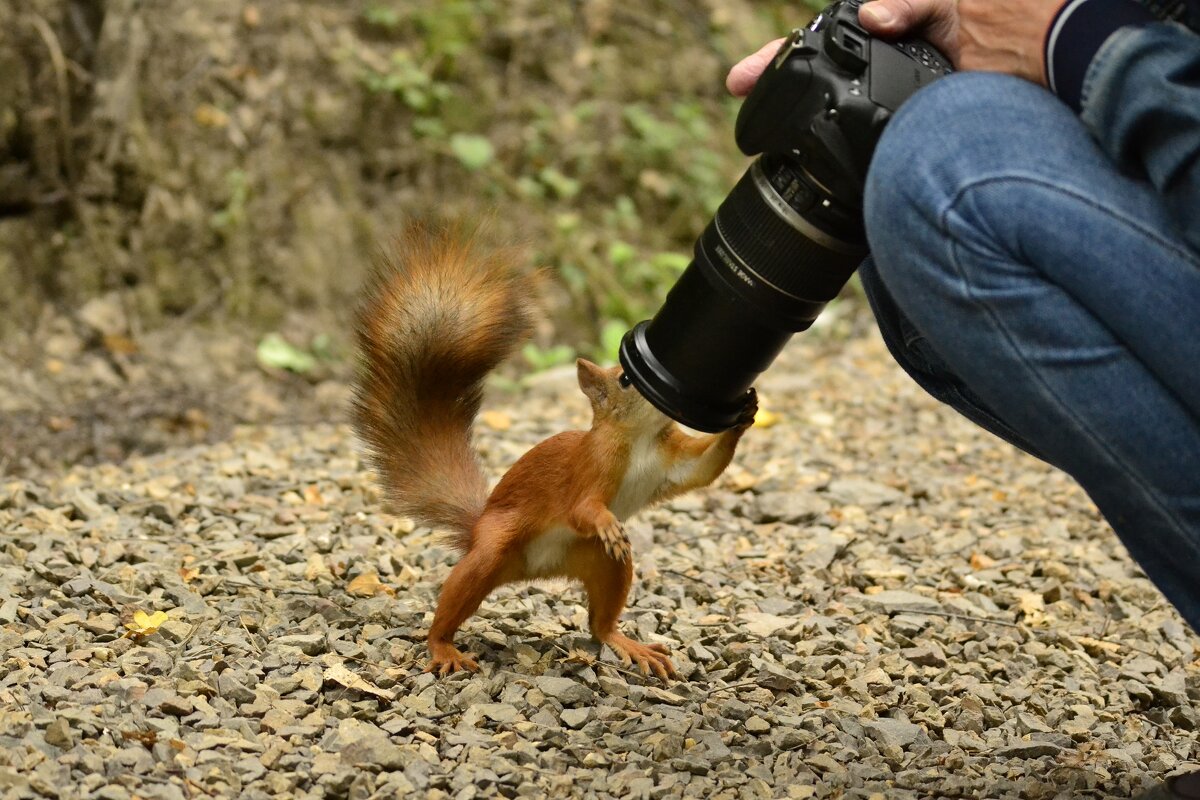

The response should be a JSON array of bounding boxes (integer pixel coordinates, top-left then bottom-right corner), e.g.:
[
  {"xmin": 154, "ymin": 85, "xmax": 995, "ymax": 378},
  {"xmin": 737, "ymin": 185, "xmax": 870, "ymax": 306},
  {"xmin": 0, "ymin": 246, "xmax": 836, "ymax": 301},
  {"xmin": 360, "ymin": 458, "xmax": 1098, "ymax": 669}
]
[{"xmin": 715, "ymin": 163, "xmax": 865, "ymax": 302}]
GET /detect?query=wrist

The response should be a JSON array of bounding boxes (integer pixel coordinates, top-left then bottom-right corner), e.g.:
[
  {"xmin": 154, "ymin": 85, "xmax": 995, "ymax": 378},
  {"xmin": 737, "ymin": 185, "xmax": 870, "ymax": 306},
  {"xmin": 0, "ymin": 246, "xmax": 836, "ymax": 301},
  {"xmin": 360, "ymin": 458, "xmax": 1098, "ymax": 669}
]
[{"xmin": 1044, "ymin": 0, "xmax": 1156, "ymax": 111}]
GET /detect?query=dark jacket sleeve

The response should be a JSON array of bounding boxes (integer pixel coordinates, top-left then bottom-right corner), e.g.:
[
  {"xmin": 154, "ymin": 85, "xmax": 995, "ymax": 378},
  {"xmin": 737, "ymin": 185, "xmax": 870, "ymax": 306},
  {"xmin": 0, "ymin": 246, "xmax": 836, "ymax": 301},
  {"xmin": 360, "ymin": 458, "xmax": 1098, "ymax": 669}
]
[{"xmin": 1045, "ymin": 0, "xmax": 1200, "ymax": 253}]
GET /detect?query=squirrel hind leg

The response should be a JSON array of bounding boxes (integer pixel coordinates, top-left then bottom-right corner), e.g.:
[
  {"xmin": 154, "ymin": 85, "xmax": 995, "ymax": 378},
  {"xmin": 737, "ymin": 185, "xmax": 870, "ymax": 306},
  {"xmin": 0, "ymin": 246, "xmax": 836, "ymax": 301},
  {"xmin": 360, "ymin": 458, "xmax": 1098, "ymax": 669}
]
[
  {"xmin": 426, "ymin": 544, "xmax": 513, "ymax": 676},
  {"xmin": 565, "ymin": 545, "xmax": 677, "ymax": 681}
]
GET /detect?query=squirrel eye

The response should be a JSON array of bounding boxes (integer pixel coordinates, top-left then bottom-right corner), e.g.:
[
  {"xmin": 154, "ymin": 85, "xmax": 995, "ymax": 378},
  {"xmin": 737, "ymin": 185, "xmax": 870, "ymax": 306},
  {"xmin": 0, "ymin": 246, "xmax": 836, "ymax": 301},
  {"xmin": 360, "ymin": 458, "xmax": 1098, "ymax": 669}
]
[{"xmin": 618, "ymin": 372, "xmax": 632, "ymax": 389}]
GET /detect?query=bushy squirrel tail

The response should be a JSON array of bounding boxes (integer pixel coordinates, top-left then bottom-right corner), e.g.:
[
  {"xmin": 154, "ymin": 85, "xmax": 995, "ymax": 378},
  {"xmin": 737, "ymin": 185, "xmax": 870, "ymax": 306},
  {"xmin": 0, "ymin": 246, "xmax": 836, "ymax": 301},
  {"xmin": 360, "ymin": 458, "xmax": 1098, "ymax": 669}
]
[{"xmin": 352, "ymin": 222, "xmax": 535, "ymax": 552}]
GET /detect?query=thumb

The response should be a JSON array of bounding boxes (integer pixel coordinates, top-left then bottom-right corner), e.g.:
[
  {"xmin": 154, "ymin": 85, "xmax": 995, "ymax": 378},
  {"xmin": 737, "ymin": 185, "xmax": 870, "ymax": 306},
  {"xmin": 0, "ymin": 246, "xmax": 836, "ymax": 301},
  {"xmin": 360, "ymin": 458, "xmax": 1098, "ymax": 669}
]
[
  {"xmin": 726, "ymin": 37, "xmax": 787, "ymax": 97},
  {"xmin": 858, "ymin": 0, "xmax": 959, "ymax": 60}
]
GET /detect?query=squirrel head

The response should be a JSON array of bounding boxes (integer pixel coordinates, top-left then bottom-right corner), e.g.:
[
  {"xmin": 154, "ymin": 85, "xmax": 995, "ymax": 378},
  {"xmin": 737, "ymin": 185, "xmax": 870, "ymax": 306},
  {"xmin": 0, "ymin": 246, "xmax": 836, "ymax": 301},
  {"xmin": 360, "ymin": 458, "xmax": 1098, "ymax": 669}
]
[{"xmin": 576, "ymin": 358, "xmax": 671, "ymax": 434}]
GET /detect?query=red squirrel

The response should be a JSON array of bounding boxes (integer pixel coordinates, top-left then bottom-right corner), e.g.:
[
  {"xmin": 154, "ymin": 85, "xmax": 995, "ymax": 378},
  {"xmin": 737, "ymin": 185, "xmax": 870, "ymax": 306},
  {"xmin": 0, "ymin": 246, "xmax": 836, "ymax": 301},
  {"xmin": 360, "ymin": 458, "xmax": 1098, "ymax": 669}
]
[{"xmin": 352, "ymin": 223, "xmax": 755, "ymax": 679}]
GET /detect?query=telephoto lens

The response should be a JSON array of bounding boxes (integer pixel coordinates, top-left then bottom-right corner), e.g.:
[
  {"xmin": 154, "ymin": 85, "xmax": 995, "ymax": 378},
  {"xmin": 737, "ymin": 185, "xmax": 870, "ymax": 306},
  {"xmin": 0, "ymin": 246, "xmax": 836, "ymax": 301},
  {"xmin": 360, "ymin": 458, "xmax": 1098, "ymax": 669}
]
[
  {"xmin": 619, "ymin": 1, "xmax": 951, "ymax": 432},
  {"xmin": 619, "ymin": 154, "xmax": 866, "ymax": 432}
]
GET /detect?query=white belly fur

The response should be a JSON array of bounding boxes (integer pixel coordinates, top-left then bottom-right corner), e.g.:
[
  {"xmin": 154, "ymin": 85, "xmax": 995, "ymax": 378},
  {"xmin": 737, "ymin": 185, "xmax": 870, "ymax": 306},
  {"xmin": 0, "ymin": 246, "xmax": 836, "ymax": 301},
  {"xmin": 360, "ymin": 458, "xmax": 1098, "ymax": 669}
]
[
  {"xmin": 524, "ymin": 526, "xmax": 575, "ymax": 577},
  {"xmin": 610, "ymin": 435, "xmax": 669, "ymax": 520}
]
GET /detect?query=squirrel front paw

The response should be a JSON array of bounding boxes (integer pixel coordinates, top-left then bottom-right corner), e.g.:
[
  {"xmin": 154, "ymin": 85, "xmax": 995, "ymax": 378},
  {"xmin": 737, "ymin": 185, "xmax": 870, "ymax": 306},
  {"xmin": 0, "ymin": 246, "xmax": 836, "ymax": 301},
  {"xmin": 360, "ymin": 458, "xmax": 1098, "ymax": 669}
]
[
  {"xmin": 735, "ymin": 387, "xmax": 759, "ymax": 431},
  {"xmin": 596, "ymin": 520, "xmax": 632, "ymax": 563}
]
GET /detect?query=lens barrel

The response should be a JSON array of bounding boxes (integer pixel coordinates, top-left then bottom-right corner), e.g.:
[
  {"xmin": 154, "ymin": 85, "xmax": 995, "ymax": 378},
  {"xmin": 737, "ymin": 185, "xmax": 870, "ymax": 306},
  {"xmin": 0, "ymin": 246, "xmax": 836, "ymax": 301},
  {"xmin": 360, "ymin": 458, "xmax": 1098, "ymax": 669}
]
[{"xmin": 620, "ymin": 155, "xmax": 868, "ymax": 432}]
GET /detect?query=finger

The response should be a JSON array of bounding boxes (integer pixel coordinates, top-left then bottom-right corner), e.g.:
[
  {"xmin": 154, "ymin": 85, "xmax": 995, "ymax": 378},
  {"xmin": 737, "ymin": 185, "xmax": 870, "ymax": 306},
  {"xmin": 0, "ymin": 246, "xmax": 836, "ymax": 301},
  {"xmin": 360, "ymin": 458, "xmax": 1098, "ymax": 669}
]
[
  {"xmin": 636, "ymin": 656, "xmax": 651, "ymax": 676},
  {"xmin": 726, "ymin": 37, "xmax": 787, "ymax": 97},
  {"xmin": 860, "ymin": 0, "xmax": 933, "ymax": 32},
  {"xmin": 651, "ymin": 658, "xmax": 669, "ymax": 681},
  {"xmin": 648, "ymin": 643, "xmax": 669, "ymax": 654},
  {"xmin": 859, "ymin": 0, "xmax": 959, "ymax": 59}
]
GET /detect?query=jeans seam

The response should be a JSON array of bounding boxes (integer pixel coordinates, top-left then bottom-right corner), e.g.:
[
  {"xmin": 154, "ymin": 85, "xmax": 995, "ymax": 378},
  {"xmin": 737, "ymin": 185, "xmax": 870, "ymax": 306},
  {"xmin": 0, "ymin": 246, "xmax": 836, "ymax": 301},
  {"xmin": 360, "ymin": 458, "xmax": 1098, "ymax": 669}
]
[
  {"xmin": 944, "ymin": 173, "xmax": 1200, "ymax": 270},
  {"xmin": 940, "ymin": 175, "xmax": 1199, "ymax": 545}
]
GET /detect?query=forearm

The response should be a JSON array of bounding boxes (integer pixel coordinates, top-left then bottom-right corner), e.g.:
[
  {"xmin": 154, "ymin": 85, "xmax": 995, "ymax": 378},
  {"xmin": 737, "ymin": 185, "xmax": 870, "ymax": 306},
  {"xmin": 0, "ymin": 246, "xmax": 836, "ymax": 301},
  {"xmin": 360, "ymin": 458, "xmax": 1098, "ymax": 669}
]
[{"xmin": 658, "ymin": 429, "xmax": 740, "ymax": 498}]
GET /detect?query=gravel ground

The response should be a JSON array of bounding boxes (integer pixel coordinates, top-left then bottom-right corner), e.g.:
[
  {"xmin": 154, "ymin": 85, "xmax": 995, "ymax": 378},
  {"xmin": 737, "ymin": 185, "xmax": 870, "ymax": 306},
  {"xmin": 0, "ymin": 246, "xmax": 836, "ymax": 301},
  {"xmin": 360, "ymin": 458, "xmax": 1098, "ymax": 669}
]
[{"xmin": 2, "ymin": 328, "xmax": 1198, "ymax": 800}]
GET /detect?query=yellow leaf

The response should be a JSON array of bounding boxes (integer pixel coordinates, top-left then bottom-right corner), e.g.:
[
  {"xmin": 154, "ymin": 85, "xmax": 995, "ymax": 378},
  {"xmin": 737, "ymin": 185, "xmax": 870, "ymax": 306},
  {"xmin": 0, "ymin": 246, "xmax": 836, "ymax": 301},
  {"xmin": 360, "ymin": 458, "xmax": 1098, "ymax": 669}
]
[
  {"xmin": 102, "ymin": 334, "xmax": 139, "ymax": 355},
  {"xmin": 124, "ymin": 610, "xmax": 169, "ymax": 639},
  {"xmin": 194, "ymin": 103, "xmax": 229, "ymax": 128},
  {"xmin": 753, "ymin": 408, "xmax": 781, "ymax": 428},
  {"xmin": 303, "ymin": 485, "xmax": 324, "ymax": 505},
  {"xmin": 480, "ymin": 410, "xmax": 512, "ymax": 430},
  {"xmin": 346, "ymin": 572, "xmax": 395, "ymax": 598}
]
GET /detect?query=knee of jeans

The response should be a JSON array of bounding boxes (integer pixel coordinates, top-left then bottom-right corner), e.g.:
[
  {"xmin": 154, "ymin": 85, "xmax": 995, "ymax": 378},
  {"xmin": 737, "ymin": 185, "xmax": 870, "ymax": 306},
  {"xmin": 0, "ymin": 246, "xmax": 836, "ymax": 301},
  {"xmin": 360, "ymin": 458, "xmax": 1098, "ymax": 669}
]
[{"xmin": 864, "ymin": 74, "xmax": 1063, "ymax": 293}]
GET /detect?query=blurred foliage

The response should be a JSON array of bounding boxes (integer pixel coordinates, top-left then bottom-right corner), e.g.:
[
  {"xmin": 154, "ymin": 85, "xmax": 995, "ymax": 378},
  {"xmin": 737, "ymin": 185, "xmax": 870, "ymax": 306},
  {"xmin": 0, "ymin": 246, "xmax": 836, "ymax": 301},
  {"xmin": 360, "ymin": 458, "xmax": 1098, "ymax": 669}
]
[{"xmin": 0, "ymin": 0, "xmax": 831, "ymax": 354}]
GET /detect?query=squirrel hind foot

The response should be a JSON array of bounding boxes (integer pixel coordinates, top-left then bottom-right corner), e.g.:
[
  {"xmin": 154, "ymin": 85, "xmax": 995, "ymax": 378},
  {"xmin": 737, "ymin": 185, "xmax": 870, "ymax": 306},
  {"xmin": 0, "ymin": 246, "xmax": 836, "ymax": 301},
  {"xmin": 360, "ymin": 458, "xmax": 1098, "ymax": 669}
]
[
  {"xmin": 426, "ymin": 642, "xmax": 480, "ymax": 676},
  {"xmin": 601, "ymin": 632, "xmax": 676, "ymax": 681}
]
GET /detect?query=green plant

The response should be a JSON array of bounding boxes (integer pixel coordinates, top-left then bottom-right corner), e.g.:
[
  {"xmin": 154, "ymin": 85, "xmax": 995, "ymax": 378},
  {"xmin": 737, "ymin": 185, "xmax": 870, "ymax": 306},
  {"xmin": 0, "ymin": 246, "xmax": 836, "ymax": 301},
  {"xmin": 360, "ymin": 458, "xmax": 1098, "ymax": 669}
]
[
  {"xmin": 210, "ymin": 169, "xmax": 249, "ymax": 236},
  {"xmin": 359, "ymin": 50, "xmax": 452, "ymax": 113},
  {"xmin": 521, "ymin": 342, "xmax": 575, "ymax": 372}
]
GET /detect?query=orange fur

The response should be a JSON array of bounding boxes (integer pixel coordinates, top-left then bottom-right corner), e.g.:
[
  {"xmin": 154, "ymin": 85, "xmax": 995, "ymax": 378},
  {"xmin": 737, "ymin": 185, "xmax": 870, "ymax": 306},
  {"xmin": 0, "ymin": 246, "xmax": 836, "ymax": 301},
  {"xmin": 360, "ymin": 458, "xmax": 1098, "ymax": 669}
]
[
  {"xmin": 352, "ymin": 225, "xmax": 756, "ymax": 679},
  {"xmin": 352, "ymin": 222, "xmax": 533, "ymax": 550}
]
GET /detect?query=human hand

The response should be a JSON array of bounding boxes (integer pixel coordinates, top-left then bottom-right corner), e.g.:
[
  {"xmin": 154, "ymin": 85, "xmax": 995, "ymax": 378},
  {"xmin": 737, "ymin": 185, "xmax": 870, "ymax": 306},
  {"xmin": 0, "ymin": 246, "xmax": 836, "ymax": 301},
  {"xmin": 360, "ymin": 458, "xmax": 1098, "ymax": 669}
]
[
  {"xmin": 726, "ymin": 0, "xmax": 1067, "ymax": 97},
  {"xmin": 862, "ymin": 0, "xmax": 1065, "ymax": 85}
]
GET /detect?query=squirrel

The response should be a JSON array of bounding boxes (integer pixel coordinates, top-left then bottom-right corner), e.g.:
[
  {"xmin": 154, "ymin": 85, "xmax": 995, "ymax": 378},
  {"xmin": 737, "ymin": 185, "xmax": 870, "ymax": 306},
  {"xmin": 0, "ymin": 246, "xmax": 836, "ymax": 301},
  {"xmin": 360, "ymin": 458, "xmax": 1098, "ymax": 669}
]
[{"xmin": 352, "ymin": 222, "xmax": 756, "ymax": 679}]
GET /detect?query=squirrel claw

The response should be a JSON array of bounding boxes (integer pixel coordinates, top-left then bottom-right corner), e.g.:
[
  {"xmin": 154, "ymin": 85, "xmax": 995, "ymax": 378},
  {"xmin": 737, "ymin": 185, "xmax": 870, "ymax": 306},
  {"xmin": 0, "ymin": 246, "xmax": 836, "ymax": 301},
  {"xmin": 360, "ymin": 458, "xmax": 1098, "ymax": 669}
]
[{"xmin": 597, "ymin": 521, "xmax": 632, "ymax": 563}]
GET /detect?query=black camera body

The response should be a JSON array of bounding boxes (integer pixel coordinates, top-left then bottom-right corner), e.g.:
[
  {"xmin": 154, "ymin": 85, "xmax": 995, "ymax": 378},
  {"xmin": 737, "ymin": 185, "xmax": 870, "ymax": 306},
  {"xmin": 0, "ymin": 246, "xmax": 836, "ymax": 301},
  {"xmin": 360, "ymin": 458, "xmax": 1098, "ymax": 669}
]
[{"xmin": 620, "ymin": 1, "xmax": 952, "ymax": 432}]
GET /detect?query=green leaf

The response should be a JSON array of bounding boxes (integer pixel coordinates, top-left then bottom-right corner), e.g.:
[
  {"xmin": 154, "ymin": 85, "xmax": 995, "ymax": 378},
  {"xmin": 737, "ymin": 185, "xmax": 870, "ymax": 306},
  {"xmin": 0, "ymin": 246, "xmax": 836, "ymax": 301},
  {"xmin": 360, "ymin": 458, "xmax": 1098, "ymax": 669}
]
[
  {"xmin": 310, "ymin": 333, "xmax": 335, "ymax": 361},
  {"xmin": 257, "ymin": 333, "xmax": 317, "ymax": 373},
  {"xmin": 538, "ymin": 167, "xmax": 580, "ymax": 199},
  {"xmin": 449, "ymin": 133, "xmax": 495, "ymax": 170},
  {"xmin": 607, "ymin": 241, "xmax": 636, "ymax": 268},
  {"xmin": 521, "ymin": 342, "xmax": 575, "ymax": 371},
  {"xmin": 412, "ymin": 117, "xmax": 446, "ymax": 139},
  {"xmin": 651, "ymin": 252, "xmax": 691, "ymax": 273},
  {"xmin": 363, "ymin": 6, "xmax": 401, "ymax": 29}
]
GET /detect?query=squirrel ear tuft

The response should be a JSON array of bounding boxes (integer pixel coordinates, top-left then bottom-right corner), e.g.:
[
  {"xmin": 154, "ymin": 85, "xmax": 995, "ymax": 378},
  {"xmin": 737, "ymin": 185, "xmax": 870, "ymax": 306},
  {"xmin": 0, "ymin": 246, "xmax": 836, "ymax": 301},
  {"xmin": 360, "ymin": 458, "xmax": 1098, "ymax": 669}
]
[{"xmin": 576, "ymin": 358, "xmax": 609, "ymax": 406}]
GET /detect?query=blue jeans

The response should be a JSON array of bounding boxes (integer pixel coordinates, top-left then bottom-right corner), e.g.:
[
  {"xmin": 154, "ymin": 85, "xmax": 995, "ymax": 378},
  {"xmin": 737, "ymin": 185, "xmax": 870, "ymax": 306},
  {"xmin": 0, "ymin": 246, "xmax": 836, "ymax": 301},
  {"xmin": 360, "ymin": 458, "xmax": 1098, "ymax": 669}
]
[{"xmin": 860, "ymin": 73, "xmax": 1200, "ymax": 632}]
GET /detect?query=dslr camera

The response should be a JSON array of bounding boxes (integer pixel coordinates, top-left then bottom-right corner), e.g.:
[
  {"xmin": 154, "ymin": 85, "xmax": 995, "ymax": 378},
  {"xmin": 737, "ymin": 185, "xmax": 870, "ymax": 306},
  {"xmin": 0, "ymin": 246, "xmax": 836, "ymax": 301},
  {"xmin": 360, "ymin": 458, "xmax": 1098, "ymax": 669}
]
[{"xmin": 620, "ymin": 0, "xmax": 952, "ymax": 432}]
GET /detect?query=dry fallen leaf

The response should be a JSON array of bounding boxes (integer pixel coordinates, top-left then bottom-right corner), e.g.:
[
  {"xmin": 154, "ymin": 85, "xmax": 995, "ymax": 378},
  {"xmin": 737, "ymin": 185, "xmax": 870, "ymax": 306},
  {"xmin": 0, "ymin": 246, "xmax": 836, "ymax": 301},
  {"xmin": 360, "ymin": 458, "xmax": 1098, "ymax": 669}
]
[
  {"xmin": 123, "ymin": 610, "xmax": 169, "ymax": 640},
  {"xmin": 178, "ymin": 566, "xmax": 200, "ymax": 583},
  {"xmin": 322, "ymin": 657, "xmax": 396, "ymax": 701},
  {"xmin": 561, "ymin": 648, "xmax": 597, "ymax": 666},
  {"xmin": 304, "ymin": 553, "xmax": 330, "ymax": 581},
  {"xmin": 480, "ymin": 410, "xmax": 512, "ymax": 430},
  {"xmin": 303, "ymin": 485, "xmax": 324, "ymax": 505},
  {"xmin": 1018, "ymin": 592, "xmax": 1047, "ymax": 626},
  {"xmin": 121, "ymin": 729, "xmax": 158, "ymax": 746},
  {"xmin": 194, "ymin": 104, "xmax": 229, "ymax": 128},
  {"xmin": 1076, "ymin": 636, "xmax": 1122, "ymax": 656},
  {"xmin": 969, "ymin": 552, "xmax": 996, "ymax": 570},
  {"xmin": 102, "ymin": 333, "xmax": 139, "ymax": 355},
  {"xmin": 346, "ymin": 572, "xmax": 395, "ymax": 598}
]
